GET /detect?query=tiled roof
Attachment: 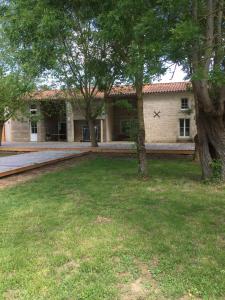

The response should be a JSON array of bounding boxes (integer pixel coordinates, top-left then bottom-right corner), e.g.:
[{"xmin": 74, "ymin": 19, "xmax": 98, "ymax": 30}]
[
  {"xmin": 32, "ymin": 82, "xmax": 191, "ymax": 100},
  {"xmin": 110, "ymin": 82, "xmax": 190, "ymax": 96},
  {"xmin": 32, "ymin": 90, "xmax": 67, "ymax": 100}
]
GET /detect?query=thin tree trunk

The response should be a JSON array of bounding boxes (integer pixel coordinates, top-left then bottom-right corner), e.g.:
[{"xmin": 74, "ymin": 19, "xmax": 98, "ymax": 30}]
[
  {"xmin": 0, "ymin": 122, "xmax": 4, "ymax": 146},
  {"xmin": 135, "ymin": 82, "xmax": 148, "ymax": 177},
  {"xmin": 193, "ymin": 134, "xmax": 200, "ymax": 162},
  {"xmin": 88, "ymin": 118, "xmax": 98, "ymax": 147}
]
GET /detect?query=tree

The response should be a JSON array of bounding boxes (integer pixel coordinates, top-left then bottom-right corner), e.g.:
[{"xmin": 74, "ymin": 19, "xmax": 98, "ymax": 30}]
[
  {"xmin": 100, "ymin": 0, "xmax": 166, "ymax": 176},
  {"xmin": 0, "ymin": 71, "xmax": 32, "ymax": 145},
  {"xmin": 0, "ymin": 26, "xmax": 32, "ymax": 146},
  {"xmin": 1, "ymin": 0, "xmax": 120, "ymax": 147},
  {"xmin": 166, "ymin": 0, "xmax": 225, "ymax": 180}
]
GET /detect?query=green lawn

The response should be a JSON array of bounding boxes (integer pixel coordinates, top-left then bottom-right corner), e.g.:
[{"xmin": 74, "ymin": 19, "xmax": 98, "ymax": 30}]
[
  {"xmin": 0, "ymin": 157, "xmax": 225, "ymax": 300},
  {"xmin": 0, "ymin": 152, "xmax": 17, "ymax": 157}
]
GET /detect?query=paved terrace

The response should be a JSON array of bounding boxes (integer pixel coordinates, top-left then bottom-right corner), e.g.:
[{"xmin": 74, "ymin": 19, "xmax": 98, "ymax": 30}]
[
  {"xmin": 0, "ymin": 150, "xmax": 87, "ymax": 178},
  {"xmin": 1, "ymin": 142, "xmax": 195, "ymax": 154}
]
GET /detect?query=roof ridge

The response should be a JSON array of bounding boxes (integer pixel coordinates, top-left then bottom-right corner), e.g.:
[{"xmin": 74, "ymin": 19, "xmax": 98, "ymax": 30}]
[
  {"xmin": 143, "ymin": 81, "xmax": 188, "ymax": 85},
  {"xmin": 36, "ymin": 81, "xmax": 189, "ymax": 92},
  {"xmin": 33, "ymin": 81, "xmax": 191, "ymax": 99}
]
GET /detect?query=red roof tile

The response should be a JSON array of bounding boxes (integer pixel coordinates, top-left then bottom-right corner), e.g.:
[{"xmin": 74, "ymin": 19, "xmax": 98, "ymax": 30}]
[
  {"xmin": 32, "ymin": 90, "xmax": 67, "ymax": 100},
  {"xmin": 32, "ymin": 82, "xmax": 191, "ymax": 100},
  {"xmin": 110, "ymin": 82, "xmax": 190, "ymax": 96}
]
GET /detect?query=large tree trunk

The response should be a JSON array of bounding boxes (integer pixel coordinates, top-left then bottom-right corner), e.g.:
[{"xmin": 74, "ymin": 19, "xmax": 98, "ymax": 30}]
[
  {"xmin": 135, "ymin": 83, "xmax": 148, "ymax": 177},
  {"xmin": 194, "ymin": 109, "xmax": 213, "ymax": 179},
  {"xmin": 88, "ymin": 118, "xmax": 98, "ymax": 147},
  {"xmin": 202, "ymin": 116, "xmax": 225, "ymax": 180},
  {"xmin": 189, "ymin": 0, "xmax": 225, "ymax": 180},
  {"xmin": 0, "ymin": 121, "xmax": 4, "ymax": 146},
  {"xmin": 193, "ymin": 82, "xmax": 225, "ymax": 180}
]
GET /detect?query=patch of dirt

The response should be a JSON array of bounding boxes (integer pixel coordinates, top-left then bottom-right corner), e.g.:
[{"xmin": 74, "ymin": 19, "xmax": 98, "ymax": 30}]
[
  {"xmin": 118, "ymin": 260, "xmax": 164, "ymax": 300},
  {"xmin": 56, "ymin": 260, "xmax": 80, "ymax": 275},
  {"xmin": 3, "ymin": 289, "xmax": 20, "ymax": 300},
  {"xmin": 150, "ymin": 257, "xmax": 159, "ymax": 268},
  {"xmin": 119, "ymin": 278, "xmax": 148, "ymax": 300},
  {"xmin": 94, "ymin": 215, "xmax": 112, "ymax": 224},
  {"xmin": 147, "ymin": 186, "xmax": 166, "ymax": 193},
  {"xmin": 0, "ymin": 154, "xmax": 93, "ymax": 189},
  {"xmin": 179, "ymin": 294, "xmax": 202, "ymax": 300},
  {"xmin": 136, "ymin": 261, "xmax": 160, "ymax": 293}
]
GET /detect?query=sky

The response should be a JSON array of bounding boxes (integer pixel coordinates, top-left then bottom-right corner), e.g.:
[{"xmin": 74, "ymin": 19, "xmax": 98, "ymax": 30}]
[
  {"xmin": 154, "ymin": 65, "xmax": 188, "ymax": 83},
  {"xmin": 38, "ymin": 63, "xmax": 188, "ymax": 89}
]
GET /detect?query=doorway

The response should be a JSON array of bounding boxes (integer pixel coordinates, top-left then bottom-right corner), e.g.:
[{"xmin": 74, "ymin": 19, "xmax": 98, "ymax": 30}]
[
  {"xmin": 82, "ymin": 126, "xmax": 99, "ymax": 142},
  {"xmin": 30, "ymin": 105, "xmax": 38, "ymax": 142}
]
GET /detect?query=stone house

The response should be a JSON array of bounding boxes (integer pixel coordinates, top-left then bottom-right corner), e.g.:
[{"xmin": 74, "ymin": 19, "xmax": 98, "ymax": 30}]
[{"xmin": 3, "ymin": 82, "xmax": 196, "ymax": 143}]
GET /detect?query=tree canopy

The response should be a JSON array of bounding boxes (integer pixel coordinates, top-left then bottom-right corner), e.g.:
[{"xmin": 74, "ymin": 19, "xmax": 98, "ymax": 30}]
[
  {"xmin": 99, "ymin": 0, "xmax": 167, "ymax": 176},
  {"xmin": 1, "ymin": 0, "xmax": 122, "ymax": 147},
  {"xmin": 0, "ymin": 26, "xmax": 33, "ymax": 145}
]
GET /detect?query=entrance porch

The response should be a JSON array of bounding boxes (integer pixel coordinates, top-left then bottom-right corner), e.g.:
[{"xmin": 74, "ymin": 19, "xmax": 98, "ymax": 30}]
[
  {"xmin": 104, "ymin": 97, "xmax": 138, "ymax": 142},
  {"xmin": 41, "ymin": 101, "xmax": 67, "ymax": 142},
  {"xmin": 32, "ymin": 97, "xmax": 138, "ymax": 144}
]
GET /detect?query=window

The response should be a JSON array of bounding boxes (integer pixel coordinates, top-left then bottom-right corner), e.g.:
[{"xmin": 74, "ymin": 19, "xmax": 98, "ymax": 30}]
[
  {"xmin": 30, "ymin": 105, "xmax": 38, "ymax": 137},
  {"xmin": 181, "ymin": 98, "xmax": 189, "ymax": 110},
  {"xmin": 31, "ymin": 121, "xmax": 37, "ymax": 134},
  {"xmin": 179, "ymin": 119, "xmax": 190, "ymax": 137},
  {"xmin": 30, "ymin": 104, "xmax": 37, "ymax": 115},
  {"xmin": 82, "ymin": 126, "xmax": 99, "ymax": 142}
]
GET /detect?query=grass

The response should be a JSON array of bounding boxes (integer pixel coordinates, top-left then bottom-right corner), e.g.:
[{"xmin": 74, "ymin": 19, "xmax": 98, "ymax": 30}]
[
  {"xmin": 0, "ymin": 157, "xmax": 225, "ymax": 300},
  {"xmin": 0, "ymin": 152, "xmax": 17, "ymax": 157}
]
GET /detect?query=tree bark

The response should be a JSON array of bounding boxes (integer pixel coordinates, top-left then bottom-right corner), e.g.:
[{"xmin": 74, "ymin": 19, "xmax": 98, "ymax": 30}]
[
  {"xmin": 193, "ymin": 83, "xmax": 225, "ymax": 180},
  {"xmin": 88, "ymin": 118, "xmax": 98, "ymax": 147},
  {"xmin": 193, "ymin": 134, "xmax": 200, "ymax": 162},
  {"xmin": 135, "ymin": 82, "xmax": 148, "ymax": 177},
  {"xmin": 192, "ymin": 81, "xmax": 225, "ymax": 180},
  {"xmin": 189, "ymin": 1, "xmax": 225, "ymax": 181},
  {"xmin": 203, "ymin": 117, "xmax": 225, "ymax": 180},
  {"xmin": 0, "ymin": 122, "xmax": 4, "ymax": 147},
  {"xmin": 195, "ymin": 110, "xmax": 213, "ymax": 179}
]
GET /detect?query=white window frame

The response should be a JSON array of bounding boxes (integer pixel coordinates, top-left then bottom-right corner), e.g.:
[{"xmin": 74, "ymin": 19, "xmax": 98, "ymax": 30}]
[
  {"xmin": 181, "ymin": 98, "xmax": 189, "ymax": 110},
  {"xmin": 30, "ymin": 104, "xmax": 37, "ymax": 115},
  {"xmin": 179, "ymin": 118, "xmax": 190, "ymax": 138},
  {"xmin": 30, "ymin": 121, "xmax": 38, "ymax": 134},
  {"xmin": 30, "ymin": 104, "xmax": 38, "ymax": 141}
]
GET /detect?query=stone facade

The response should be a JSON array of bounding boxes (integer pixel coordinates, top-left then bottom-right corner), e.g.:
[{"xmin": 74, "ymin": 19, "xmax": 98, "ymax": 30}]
[
  {"xmin": 4, "ymin": 84, "xmax": 197, "ymax": 143},
  {"xmin": 143, "ymin": 92, "xmax": 196, "ymax": 143},
  {"xmin": 9, "ymin": 117, "xmax": 30, "ymax": 142}
]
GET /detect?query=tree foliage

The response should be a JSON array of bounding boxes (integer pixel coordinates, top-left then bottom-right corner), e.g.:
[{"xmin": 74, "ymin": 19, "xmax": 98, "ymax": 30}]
[
  {"xmin": 99, "ymin": 0, "xmax": 167, "ymax": 176},
  {"xmin": 1, "ymin": 0, "xmax": 121, "ymax": 146},
  {"xmin": 0, "ymin": 27, "xmax": 33, "ymax": 145},
  {"xmin": 164, "ymin": 0, "xmax": 225, "ymax": 180}
]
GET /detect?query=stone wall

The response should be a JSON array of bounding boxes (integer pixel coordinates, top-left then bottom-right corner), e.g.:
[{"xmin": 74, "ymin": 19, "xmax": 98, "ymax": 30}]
[
  {"xmin": 10, "ymin": 117, "xmax": 30, "ymax": 142},
  {"xmin": 143, "ymin": 92, "xmax": 196, "ymax": 143},
  {"xmin": 9, "ymin": 103, "xmax": 46, "ymax": 142},
  {"xmin": 7, "ymin": 92, "xmax": 197, "ymax": 143}
]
